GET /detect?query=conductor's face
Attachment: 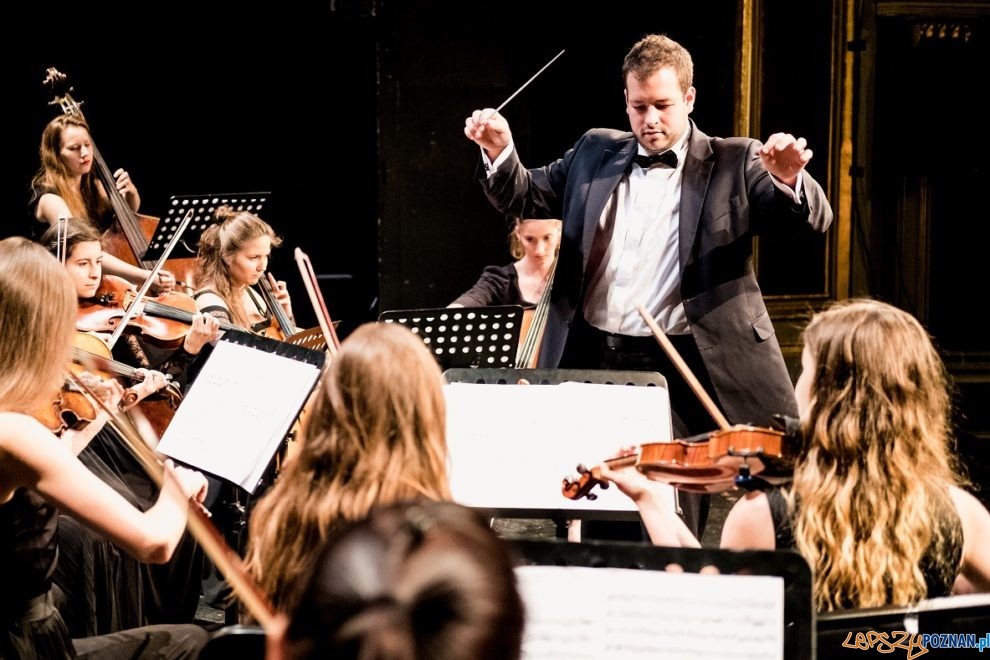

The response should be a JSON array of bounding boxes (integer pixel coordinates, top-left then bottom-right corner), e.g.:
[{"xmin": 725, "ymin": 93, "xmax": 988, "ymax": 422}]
[{"xmin": 625, "ymin": 67, "xmax": 695, "ymax": 155}]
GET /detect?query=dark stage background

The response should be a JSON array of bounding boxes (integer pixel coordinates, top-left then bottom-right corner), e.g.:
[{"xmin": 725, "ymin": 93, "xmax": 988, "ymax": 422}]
[{"xmin": 3, "ymin": 1, "xmax": 759, "ymax": 336}]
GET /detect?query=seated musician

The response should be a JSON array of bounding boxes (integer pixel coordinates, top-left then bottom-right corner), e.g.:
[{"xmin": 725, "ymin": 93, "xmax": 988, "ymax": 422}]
[
  {"xmin": 193, "ymin": 205, "xmax": 296, "ymax": 335},
  {"xmin": 266, "ymin": 500, "xmax": 524, "ymax": 660},
  {"xmin": 598, "ymin": 298, "xmax": 990, "ymax": 611},
  {"xmin": 244, "ymin": 322, "xmax": 452, "ymax": 613},
  {"xmin": 30, "ymin": 113, "xmax": 176, "ymax": 293},
  {"xmin": 40, "ymin": 218, "xmax": 219, "ymax": 632},
  {"xmin": 0, "ymin": 236, "xmax": 208, "ymax": 657},
  {"xmin": 40, "ymin": 218, "xmax": 220, "ymax": 394},
  {"xmin": 449, "ymin": 216, "xmax": 561, "ymax": 309}
]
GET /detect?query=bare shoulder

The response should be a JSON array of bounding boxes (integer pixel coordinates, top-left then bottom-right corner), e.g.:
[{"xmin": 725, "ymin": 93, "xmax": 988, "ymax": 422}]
[
  {"xmin": 720, "ymin": 490, "xmax": 777, "ymax": 550},
  {"xmin": 194, "ymin": 290, "xmax": 227, "ymax": 310},
  {"xmin": 35, "ymin": 192, "xmax": 70, "ymax": 222},
  {"xmin": 950, "ymin": 485, "xmax": 990, "ymax": 528},
  {"xmin": 0, "ymin": 412, "xmax": 62, "ymax": 488}
]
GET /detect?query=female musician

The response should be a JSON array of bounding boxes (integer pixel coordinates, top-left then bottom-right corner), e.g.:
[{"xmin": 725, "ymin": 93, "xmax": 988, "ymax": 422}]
[
  {"xmin": 30, "ymin": 114, "xmax": 176, "ymax": 293},
  {"xmin": 194, "ymin": 205, "xmax": 294, "ymax": 335},
  {"xmin": 449, "ymin": 216, "xmax": 561, "ymax": 308},
  {"xmin": 39, "ymin": 218, "xmax": 219, "ymax": 633},
  {"xmin": 268, "ymin": 501, "xmax": 524, "ymax": 660},
  {"xmin": 244, "ymin": 322, "xmax": 451, "ymax": 613},
  {"xmin": 40, "ymin": 218, "xmax": 220, "ymax": 392},
  {"xmin": 598, "ymin": 298, "xmax": 990, "ymax": 610},
  {"xmin": 0, "ymin": 236, "xmax": 208, "ymax": 657}
]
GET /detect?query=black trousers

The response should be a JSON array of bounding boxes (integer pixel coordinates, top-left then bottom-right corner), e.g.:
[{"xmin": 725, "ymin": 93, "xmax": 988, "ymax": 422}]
[{"xmin": 560, "ymin": 316, "xmax": 724, "ymax": 540}]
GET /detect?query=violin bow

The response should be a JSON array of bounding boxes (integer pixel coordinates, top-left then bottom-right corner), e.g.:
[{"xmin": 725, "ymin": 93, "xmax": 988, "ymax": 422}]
[
  {"xmin": 104, "ymin": 210, "xmax": 194, "ymax": 351},
  {"xmin": 65, "ymin": 370, "xmax": 279, "ymax": 631},
  {"xmin": 636, "ymin": 303, "xmax": 731, "ymax": 431},
  {"xmin": 293, "ymin": 248, "xmax": 341, "ymax": 358},
  {"xmin": 56, "ymin": 217, "xmax": 68, "ymax": 265}
]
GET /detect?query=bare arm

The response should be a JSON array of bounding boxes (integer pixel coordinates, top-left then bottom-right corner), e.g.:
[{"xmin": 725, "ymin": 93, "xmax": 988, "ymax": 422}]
[
  {"xmin": 718, "ymin": 491, "xmax": 777, "ymax": 550},
  {"xmin": 950, "ymin": 485, "xmax": 990, "ymax": 593},
  {"xmin": 0, "ymin": 412, "xmax": 206, "ymax": 564},
  {"xmin": 597, "ymin": 462, "xmax": 701, "ymax": 547}
]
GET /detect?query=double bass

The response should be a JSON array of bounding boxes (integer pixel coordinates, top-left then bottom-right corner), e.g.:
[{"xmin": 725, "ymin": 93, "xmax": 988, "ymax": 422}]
[{"xmin": 43, "ymin": 69, "xmax": 199, "ymax": 293}]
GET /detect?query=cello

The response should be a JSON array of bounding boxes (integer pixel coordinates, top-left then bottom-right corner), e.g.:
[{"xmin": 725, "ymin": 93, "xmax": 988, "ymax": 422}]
[
  {"xmin": 515, "ymin": 254, "xmax": 557, "ymax": 369},
  {"xmin": 43, "ymin": 68, "xmax": 199, "ymax": 293}
]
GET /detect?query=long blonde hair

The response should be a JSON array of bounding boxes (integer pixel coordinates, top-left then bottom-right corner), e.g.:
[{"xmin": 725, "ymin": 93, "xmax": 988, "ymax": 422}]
[
  {"xmin": 245, "ymin": 322, "xmax": 451, "ymax": 611},
  {"xmin": 0, "ymin": 237, "xmax": 77, "ymax": 413},
  {"xmin": 31, "ymin": 114, "xmax": 107, "ymax": 222},
  {"xmin": 790, "ymin": 298, "xmax": 963, "ymax": 611},
  {"xmin": 195, "ymin": 205, "xmax": 282, "ymax": 329}
]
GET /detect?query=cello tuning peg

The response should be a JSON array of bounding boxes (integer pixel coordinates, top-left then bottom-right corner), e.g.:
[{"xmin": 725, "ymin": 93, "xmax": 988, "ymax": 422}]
[
  {"xmin": 576, "ymin": 463, "xmax": 589, "ymax": 474},
  {"xmin": 586, "ymin": 493, "xmax": 597, "ymax": 501}
]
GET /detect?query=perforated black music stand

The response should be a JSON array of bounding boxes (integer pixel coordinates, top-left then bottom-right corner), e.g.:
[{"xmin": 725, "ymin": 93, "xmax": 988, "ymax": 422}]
[
  {"xmin": 378, "ymin": 305, "xmax": 523, "ymax": 370},
  {"xmin": 142, "ymin": 191, "xmax": 271, "ymax": 261}
]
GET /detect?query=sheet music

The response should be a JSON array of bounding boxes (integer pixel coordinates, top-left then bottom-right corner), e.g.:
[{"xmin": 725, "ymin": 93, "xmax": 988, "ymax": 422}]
[
  {"xmin": 444, "ymin": 382, "xmax": 674, "ymax": 513},
  {"xmin": 157, "ymin": 340, "xmax": 319, "ymax": 492},
  {"xmin": 516, "ymin": 565, "xmax": 784, "ymax": 660}
]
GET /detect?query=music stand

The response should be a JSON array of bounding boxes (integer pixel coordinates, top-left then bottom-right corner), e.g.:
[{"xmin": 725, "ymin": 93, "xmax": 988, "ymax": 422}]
[
  {"xmin": 143, "ymin": 191, "xmax": 271, "ymax": 261},
  {"xmin": 512, "ymin": 539, "xmax": 814, "ymax": 659},
  {"xmin": 378, "ymin": 305, "xmax": 523, "ymax": 370}
]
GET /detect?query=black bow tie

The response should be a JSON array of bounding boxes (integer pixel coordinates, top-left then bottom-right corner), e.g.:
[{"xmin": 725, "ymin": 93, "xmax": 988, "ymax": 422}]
[{"xmin": 632, "ymin": 150, "xmax": 678, "ymax": 169}]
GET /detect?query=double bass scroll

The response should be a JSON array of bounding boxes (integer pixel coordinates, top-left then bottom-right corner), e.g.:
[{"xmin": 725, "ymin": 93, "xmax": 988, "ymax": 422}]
[{"xmin": 43, "ymin": 68, "xmax": 198, "ymax": 293}]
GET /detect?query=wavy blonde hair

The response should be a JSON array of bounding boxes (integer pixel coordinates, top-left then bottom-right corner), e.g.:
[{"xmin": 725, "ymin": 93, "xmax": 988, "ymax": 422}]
[
  {"xmin": 0, "ymin": 238, "xmax": 77, "ymax": 413},
  {"xmin": 245, "ymin": 322, "xmax": 451, "ymax": 612},
  {"xmin": 195, "ymin": 205, "xmax": 282, "ymax": 330},
  {"xmin": 790, "ymin": 298, "xmax": 963, "ymax": 611},
  {"xmin": 31, "ymin": 114, "xmax": 108, "ymax": 222}
]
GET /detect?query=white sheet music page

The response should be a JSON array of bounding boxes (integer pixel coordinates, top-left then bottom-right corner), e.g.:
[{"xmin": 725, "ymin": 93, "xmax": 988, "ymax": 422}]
[
  {"xmin": 157, "ymin": 340, "xmax": 319, "ymax": 491},
  {"xmin": 516, "ymin": 565, "xmax": 784, "ymax": 660},
  {"xmin": 444, "ymin": 382, "xmax": 674, "ymax": 513}
]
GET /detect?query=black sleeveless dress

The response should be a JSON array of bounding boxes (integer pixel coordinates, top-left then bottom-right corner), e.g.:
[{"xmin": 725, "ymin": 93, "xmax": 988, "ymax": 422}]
[
  {"xmin": 765, "ymin": 487, "xmax": 963, "ymax": 605},
  {"xmin": 0, "ymin": 487, "xmax": 77, "ymax": 659}
]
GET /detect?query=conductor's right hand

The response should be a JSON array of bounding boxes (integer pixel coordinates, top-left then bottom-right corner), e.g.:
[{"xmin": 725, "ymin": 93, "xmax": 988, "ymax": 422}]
[{"xmin": 464, "ymin": 108, "xmax": 512, "ymax": 159}]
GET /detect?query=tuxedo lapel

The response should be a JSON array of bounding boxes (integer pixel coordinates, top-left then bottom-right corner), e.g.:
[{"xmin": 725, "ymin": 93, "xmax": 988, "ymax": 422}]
[{"xmin": 679, "ymin": 123, "xmax": 713, "ymax": 274}]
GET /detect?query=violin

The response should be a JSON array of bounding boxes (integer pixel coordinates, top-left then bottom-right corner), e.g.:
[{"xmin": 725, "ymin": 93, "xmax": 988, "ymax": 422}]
[
  {"xmin": 563, "ymin": 303, "xmax": 802, "ymax": 500},
  {"xmin": 77, "ymin": 275, "xmax": 236, "ymax": 347},
  {"xmin": 33, "ymin": 377, "xmax": 99, "ymax": 435},
  {"xmin": 71, "ymin": 331, "xmax": 181, "ymax": 438},
  {"xmin": 562, "ymin": 423, "xmax": 796, "ymax": 500}
]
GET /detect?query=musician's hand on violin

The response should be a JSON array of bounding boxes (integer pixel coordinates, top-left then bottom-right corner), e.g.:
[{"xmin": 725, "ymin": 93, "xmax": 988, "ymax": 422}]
[
  {"xmin": 148, "ymin": 269, "xmax": 175, "ymax": 295},
  {"xmin": 183, "ymin": 313, "xmax": 221, "ymax": 355},
  {"xmin": 124, "ymin": 369, "xmax": 169, "ymax": 407},
  {"xmin": 464, "ymin": 108, "xmax": 512, "ymax": 160},
  {"xmin": 597, "ymin": 457, "xmax": 662, "ymax": 505},
  {"xmin": 76, "ymin": 371, "xmax": 125, "ymax": 410}
]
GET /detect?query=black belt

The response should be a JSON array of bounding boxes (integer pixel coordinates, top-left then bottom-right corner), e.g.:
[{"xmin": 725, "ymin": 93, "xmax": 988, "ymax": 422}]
[{"xmin": 588, "ymin": 326, "xmax": 693, "ymax": 352}]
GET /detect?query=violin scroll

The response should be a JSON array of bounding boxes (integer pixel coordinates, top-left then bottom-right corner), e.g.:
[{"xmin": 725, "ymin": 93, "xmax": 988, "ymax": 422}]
[{"xmin": 561, "ymin": 454, "xmax": 637, "ymax": 501}]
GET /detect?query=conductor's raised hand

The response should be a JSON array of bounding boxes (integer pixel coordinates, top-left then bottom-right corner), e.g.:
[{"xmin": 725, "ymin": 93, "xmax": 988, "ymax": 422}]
[
  {"xmin": 757, "ymin": 133, "xmax": 813, "ymax": 188},
  {"xmin": 464, "ymin": 108, "xmax": 512, "ymax": 160}
]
